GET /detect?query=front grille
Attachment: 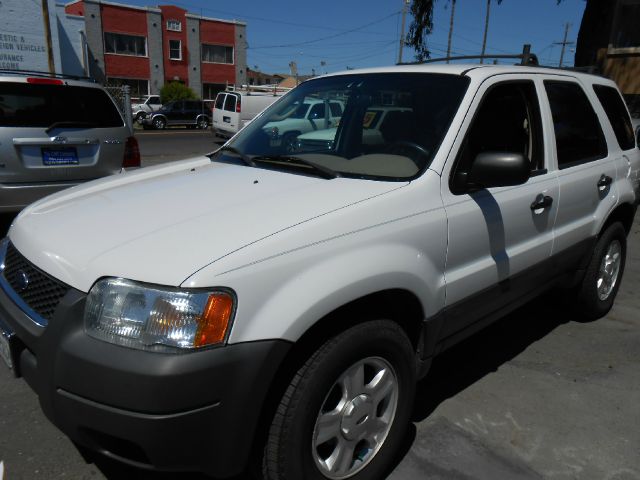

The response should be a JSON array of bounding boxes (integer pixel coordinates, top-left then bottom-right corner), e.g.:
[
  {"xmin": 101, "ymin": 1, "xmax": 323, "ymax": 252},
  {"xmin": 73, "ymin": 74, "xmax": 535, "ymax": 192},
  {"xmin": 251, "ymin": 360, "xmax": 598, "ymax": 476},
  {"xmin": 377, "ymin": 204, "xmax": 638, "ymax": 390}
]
[{"xmin": 3, "ymin": 242, "xmax": 70, "ymax": 321}]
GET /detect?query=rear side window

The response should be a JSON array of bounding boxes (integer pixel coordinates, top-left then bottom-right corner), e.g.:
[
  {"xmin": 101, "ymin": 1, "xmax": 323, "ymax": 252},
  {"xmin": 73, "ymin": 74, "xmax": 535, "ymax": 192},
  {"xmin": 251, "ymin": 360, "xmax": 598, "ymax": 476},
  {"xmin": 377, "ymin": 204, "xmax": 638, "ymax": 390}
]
[
  {"xmin": 0, "ymin": 82, "xmax": 123, "ymax": 128},
  {"xmin": 214, "ymin": 93, "xmax": 225, "ymax": 109},
  {"xmin": 544, "ymin": 81, "xmax": 607, "ymax": 168},
  {"xmin": 593, "ymin": 84, "xmax": 635, "ymax": 150},
  {"xmin": 329, "ymin": 102, "xmax": 342, "ymax": 116},
  {"xmin": 223, "ymin": 94, "xmax": 237, "ymax": 112}
]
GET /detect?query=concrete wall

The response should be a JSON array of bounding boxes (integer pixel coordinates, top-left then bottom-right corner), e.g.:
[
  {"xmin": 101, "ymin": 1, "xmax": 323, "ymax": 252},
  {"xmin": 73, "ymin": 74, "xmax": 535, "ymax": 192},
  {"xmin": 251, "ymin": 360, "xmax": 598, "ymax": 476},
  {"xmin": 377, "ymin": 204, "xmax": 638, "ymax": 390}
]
[
  {"xmin": 82, "ymin": 0, "xmax": 105, "ymax": 82},
  {"xmin": 186, "ymin": 16, "xmax": 201, "ymax": 96},
  {"xmin": 56, "ymin": 6, "xmax": 85, "ymax": 77},
  {"xmin": 0, "ymin": 0, "xmax": 62, "ymax": 73},
  {"xmin": 147, "ymin": 10, "xmax": 164, "ymax": 95},
  {"xmin": 235, "ymin": 24, "xmax": 247, "ymax": 86}
]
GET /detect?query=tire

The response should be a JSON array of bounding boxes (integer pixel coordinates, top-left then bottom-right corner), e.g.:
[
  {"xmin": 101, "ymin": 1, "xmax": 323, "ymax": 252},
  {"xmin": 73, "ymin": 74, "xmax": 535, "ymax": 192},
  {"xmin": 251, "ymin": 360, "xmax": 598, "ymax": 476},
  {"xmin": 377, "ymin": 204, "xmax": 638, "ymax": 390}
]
[
  {"xmin": 281, "ymin": 132, "xmax": 299, "ymax": 153},
  {"xmin": 135, "ymin": 112, "xmax": 146, "ymax": 124},
  {"xmin": 197, "ymin": 116, "xmax": 209, "ymax": 129},
  {"xmin": 152, "ymin": 117, "xmax": 166, "ymax": 130},
  {"xmin": 575, "ymin": 222, "xmax": 627, "ymax": 321},
  {"xmin": 262, "ymin": 320, "xmax": 416, "ymax": 480}
]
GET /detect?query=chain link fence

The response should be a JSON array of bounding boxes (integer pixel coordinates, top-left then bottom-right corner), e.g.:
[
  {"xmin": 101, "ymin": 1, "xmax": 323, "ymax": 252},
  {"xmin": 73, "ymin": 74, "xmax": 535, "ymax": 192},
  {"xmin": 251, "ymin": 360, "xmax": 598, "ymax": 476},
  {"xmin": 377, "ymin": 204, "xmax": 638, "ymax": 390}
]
[{"xmin": 104, "ymin": 84, "xmax": 133, "ymax": 133}]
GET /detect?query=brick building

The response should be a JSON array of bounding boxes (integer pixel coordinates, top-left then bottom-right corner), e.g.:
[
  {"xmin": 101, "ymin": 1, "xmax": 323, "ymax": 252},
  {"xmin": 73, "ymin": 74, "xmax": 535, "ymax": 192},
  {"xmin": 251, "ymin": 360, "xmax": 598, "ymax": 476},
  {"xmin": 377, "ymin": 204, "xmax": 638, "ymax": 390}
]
[{"xmin": 64, "ymin": 0, "xmax": 247, "ymax": 99}]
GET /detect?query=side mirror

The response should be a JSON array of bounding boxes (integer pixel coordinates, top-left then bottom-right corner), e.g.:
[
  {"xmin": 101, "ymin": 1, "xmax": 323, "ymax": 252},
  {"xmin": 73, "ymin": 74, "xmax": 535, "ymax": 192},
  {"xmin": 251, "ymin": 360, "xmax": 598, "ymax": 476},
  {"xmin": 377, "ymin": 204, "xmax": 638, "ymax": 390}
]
[{"xmin": 468, "ymin": 152, "xmax": 530, "ymax": 189}]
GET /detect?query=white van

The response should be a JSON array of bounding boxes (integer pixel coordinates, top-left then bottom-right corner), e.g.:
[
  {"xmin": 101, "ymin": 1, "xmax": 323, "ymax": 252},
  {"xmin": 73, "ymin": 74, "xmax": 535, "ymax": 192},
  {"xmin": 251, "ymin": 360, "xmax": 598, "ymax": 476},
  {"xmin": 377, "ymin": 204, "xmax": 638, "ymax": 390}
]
[{"xmin": 212, "ymin": 86, "xmax": 289, "ymax": 138}]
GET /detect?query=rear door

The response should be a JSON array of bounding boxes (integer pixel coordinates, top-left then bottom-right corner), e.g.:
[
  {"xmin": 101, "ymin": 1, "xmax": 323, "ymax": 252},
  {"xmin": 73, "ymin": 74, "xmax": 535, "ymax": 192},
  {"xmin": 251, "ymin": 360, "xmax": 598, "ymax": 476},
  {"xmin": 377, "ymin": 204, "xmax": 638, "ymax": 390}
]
[
  {"xmin": 541, "ymin": 77, "xmax": 618, "ymax": 260},
  {"xmin": 0, "ymin": 79, "xmax": 127, "ymax": 183},
  {"xmin": 165, "ymin": 101, "xmax": 184, "ymax": 125},
  {"xmin": 222, "ymin": 93, "xmax": 240, "ymax": 132},
  {"xmin": 212, "ymin": 93, "xmax": 227, "ymax": 130}
]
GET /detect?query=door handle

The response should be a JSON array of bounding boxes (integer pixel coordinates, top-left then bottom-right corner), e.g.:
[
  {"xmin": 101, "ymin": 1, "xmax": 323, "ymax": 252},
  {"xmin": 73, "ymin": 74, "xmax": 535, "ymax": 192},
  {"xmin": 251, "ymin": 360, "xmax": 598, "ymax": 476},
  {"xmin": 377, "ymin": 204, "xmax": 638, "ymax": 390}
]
[
  {"xmin": 530, "ymin": 194, "xmax": 553, "ymax": 211},
  {"xmin": 597, "ymin": 174, "xmax": 613, "ymax": 190}
]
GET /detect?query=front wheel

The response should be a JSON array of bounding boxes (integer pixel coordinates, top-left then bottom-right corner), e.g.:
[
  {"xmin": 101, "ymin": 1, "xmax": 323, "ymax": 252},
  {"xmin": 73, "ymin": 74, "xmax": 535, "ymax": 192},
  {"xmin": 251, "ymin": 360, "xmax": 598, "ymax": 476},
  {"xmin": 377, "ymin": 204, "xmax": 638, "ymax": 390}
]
[
  {"xmin": 262, "ymin": 320, "xmax": 416, "ymax": 480},
  {"xmin": 574, "ymin": 222, "xmax": 627, "ymax": 320},
  {"xmin": 197, "ymin": 116, "xmax": 209, "ymax": 129},
  {"xmin": 152, "ymin": 117, "xmax": 166, "ymax": 130}
]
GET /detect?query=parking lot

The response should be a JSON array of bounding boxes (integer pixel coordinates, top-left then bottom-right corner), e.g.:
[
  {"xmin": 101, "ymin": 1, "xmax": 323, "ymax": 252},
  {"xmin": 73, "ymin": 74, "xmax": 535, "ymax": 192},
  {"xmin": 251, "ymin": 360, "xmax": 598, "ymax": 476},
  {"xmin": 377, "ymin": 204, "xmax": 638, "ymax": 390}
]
[{"xmin": 0, "ymin": 131, "xmax": 639, "ymax": 480}]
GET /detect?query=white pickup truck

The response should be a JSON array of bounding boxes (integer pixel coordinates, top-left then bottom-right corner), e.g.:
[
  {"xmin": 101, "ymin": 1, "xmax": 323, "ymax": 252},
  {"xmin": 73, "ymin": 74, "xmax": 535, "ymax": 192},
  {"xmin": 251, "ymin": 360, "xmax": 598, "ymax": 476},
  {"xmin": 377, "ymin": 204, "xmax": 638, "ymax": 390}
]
[{"xmin": 131, "ymin": 94, "xmax": 162, "ymax": 123}]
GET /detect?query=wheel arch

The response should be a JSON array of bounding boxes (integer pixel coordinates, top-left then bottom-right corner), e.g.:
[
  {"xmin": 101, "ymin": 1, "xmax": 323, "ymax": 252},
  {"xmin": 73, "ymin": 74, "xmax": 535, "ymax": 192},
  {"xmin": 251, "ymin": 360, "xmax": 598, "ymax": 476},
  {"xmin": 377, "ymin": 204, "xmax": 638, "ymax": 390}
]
[{"xmin": 600, "ymin": 201, "xmax": 636, "ymax": 236}]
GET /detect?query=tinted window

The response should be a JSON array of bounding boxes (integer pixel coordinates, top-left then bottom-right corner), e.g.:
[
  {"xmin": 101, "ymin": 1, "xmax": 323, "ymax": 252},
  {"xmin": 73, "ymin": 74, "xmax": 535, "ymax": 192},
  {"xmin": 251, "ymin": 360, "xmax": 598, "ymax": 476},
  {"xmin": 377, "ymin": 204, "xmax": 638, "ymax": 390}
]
[
  {"xmin": 223, "ymin": 95, "xmax": 237, "ymax": 112},
  {"xmin": 148, "ymin": 96, "xmax": 160, "ymax": 105},
  {"xmin": 593, "ymin": 84, "xmax": 635, "ymax": 150},
  {"xmin": 452, "ymin": 81, "xmax": 544, "ymax": 192},
  {"xmin": 0, "ymin": 82, "xmax": 123, "ymax": 128},
  {"xmin": 308, "ymin": 103, "xmax": 325, "ymax": 119},
  {"xmin": 215, "ymin": 93, "xmax": 225, "ymax": 109},
  {"xmin": 544, "ymin": 81, "xmax": 607, "ymax": 168},
  {"xmin": 330, "ymin": 102, "xmax": 343, "ymax": 116}
]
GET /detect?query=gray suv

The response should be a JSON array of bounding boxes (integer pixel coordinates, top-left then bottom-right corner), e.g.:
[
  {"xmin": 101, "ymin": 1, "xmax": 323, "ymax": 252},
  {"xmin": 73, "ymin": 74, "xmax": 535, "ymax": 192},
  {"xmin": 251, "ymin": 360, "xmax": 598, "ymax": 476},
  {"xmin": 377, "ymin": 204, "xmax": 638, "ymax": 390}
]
[{"xmin": 0, "ymin": 71, "xmax": 139, "ymax": 212}]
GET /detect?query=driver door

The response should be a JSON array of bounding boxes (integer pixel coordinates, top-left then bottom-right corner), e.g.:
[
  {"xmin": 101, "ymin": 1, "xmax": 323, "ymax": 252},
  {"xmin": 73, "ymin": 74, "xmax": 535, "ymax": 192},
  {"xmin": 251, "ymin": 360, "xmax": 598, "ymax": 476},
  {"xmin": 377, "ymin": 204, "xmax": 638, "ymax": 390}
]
[{"xmin": 440, "ymin": 77, "xmax": 560, "ymax": 339}]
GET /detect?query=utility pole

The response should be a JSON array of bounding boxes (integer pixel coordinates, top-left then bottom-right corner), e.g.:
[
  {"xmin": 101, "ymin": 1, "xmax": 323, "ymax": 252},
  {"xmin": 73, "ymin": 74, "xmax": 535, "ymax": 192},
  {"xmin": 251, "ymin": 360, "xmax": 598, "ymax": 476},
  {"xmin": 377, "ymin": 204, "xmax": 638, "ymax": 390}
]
[
  {"xmin": 480, "ymin": 0, "xmax": 492, "ymax": 64},
  {"xmin": 398, "ymin": 0, "xmax": 410, "ymax": 64},
  {"xmin": 41, "ymin": 0, "xmax": 56, "ymax": 73},
  {"xmin": 446, "ymin": 0, "xmax": 457, "ymax": 63},
  {"xmin": 555, "ymin": 23, "xmax": 574, "ymax": 67}
]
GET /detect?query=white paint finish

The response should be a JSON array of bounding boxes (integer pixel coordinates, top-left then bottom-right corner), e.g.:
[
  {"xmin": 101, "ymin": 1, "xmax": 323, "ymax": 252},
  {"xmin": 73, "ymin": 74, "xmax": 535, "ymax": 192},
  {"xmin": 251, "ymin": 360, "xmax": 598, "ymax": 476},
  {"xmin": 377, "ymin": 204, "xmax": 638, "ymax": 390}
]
[
  {"xmin": 439, "ymin": 74, "xmax": 559, "ymax": 307},
  {"xmin": 183, "ymin": 171, "xmax": 447, "ymax": 343},
  {"xmin": 10, "ymin": 158, "xmax": 403, "ymax": 293}
]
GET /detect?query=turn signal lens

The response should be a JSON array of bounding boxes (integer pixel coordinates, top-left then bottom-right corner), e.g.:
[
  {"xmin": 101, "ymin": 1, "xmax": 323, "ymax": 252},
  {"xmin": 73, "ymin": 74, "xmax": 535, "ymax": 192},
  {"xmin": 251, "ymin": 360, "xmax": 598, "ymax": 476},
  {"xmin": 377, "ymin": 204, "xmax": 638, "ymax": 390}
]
[{"xmin": 195, "ymin": 293, "xmax": 234, "ymax": 347}]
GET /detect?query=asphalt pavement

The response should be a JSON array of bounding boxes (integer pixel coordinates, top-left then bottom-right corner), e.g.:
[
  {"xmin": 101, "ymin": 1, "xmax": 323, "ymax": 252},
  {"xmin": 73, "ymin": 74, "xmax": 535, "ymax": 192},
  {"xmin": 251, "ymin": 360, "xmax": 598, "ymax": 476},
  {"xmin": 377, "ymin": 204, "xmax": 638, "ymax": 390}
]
[{"xmin": 0, "ymin": 131, "xmax": 639, "ymax": 479}]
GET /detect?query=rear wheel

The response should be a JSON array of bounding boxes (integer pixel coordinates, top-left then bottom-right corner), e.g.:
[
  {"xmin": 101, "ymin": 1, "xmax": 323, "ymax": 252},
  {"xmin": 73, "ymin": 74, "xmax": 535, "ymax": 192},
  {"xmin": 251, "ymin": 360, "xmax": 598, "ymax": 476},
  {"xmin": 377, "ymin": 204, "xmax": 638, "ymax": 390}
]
[
  {"xmin": 262, "ymin": 320, "xmax": 416, "ymax": 480},
  {"xmin": 152, "ymin": 117, "xmax": 166, "ymax": 130},
  {"xmin": 574, "ymin": 222, "xmax": 627, "ymax": 320}
]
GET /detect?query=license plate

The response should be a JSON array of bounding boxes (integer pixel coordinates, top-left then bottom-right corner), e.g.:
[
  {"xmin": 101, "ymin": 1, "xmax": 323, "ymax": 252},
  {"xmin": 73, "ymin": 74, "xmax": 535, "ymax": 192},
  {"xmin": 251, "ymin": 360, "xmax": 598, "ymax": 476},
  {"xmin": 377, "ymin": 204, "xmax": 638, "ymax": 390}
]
[
  {"xmin": 42, "ymin": 147, "xmax": 79, "ymax": 166},
  {"xmin": 0, "ymin": 329, "xmax": 13, "ymax": 372}
]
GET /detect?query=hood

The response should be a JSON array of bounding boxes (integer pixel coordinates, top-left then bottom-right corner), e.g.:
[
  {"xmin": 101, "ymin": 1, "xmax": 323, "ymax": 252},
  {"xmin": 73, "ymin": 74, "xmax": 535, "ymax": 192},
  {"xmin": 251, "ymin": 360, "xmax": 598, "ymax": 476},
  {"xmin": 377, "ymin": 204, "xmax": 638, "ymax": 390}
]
[{"xmin": 10, "ymin": 157, "xmax": 405, "ymax": 292}]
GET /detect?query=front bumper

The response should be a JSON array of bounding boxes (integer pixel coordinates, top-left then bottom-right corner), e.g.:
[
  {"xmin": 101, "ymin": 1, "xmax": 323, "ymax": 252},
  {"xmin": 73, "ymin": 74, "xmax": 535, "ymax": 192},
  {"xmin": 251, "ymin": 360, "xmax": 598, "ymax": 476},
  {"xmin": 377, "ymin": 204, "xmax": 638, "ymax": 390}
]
[{"xmin": 0, "ymin": 271, "xmax": 291, "ymax": 477}]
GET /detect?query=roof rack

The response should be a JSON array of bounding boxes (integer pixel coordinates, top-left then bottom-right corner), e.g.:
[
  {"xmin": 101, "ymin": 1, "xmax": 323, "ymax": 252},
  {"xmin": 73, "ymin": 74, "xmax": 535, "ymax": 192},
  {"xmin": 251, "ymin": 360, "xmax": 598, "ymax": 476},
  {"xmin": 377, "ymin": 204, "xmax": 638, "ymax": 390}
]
[
  {"xmin": 399, "ymin": 44, "xmax": 538, "ymax": 67},
  {"xmin": 0, "ymin": 69, "xmax": 94, "ymax": 82}
]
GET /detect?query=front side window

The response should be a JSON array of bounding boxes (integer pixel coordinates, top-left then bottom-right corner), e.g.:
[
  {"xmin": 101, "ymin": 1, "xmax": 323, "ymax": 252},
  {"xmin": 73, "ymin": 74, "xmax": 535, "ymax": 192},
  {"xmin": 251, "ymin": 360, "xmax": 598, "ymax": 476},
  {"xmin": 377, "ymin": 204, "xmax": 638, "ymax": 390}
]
[
  {"xmin": 202, "ymin": 44, "xmax": 234, "ymax": 64},
  {"xmin": 169, "ymin": 40, "xmax": 181, "ymax": 60},
  {"xmin": 544, "ymin": 81, "xmax": 607, "ymax": 168},
  {"xmin": 215, "ymin": 73, "xmax": 469, "ymax": 181},
  {"xmin": 104, "ymin": 32, "xmax": 147, "ymax": 56},
  {"xmin": 593, "ymin": 84, "xmax": 635, "ymax": 150},
  {"xmin": 451, "ymin": 81, "xmax": 544, "ymax": 193}
]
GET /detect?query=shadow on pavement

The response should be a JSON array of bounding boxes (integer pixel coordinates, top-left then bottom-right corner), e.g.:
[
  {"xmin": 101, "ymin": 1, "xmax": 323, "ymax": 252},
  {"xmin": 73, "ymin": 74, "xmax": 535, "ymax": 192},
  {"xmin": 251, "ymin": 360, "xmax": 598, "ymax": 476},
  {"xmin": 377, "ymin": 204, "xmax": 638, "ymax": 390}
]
[{"xmin": 411, "ymin": 293, "xmax": 574, "ymax": 422}]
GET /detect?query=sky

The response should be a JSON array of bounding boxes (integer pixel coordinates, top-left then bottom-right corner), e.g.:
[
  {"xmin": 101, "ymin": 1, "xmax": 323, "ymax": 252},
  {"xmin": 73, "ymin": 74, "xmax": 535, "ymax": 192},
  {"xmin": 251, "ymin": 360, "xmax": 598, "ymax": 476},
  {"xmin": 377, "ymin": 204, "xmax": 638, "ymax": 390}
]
[{"xmin": 117, "ymin": 0, "xmax": 588, "ymax": 75}]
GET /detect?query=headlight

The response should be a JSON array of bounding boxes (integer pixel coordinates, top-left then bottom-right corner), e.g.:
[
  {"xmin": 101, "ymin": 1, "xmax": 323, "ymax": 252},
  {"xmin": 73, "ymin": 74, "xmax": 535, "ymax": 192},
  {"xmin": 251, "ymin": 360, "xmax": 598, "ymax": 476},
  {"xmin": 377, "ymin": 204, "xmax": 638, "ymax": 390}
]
[{"xmin": 84, "ymin": 278, "xmax": 235, "ymax": 351}]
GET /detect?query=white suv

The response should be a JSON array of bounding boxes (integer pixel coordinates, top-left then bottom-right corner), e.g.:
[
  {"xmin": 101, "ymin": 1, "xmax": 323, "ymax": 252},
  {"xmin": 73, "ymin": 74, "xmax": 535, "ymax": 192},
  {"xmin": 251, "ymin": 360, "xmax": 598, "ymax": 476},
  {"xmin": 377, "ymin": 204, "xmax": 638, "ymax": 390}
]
[{"xmin": 0, "ymin": 65, "xmax": 638, "ymax": 479}]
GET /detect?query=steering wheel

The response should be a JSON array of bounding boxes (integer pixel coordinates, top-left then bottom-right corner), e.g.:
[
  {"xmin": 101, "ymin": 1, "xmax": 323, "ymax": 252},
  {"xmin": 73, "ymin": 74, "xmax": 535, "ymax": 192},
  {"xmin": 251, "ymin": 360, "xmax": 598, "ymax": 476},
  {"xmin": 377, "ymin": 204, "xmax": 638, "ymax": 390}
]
[{"xmin": 386, "ymin": 141, "xmax": 430, "ymax": 166}]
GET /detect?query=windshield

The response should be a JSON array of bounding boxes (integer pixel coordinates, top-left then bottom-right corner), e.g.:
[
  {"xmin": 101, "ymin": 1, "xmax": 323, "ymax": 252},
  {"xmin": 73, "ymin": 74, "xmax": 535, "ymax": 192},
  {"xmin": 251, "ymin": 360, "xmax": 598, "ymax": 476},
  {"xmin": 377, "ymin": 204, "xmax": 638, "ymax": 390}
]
[{"xmin": 217, "ymin": 73, "xmax": 469, "ymax": 181}]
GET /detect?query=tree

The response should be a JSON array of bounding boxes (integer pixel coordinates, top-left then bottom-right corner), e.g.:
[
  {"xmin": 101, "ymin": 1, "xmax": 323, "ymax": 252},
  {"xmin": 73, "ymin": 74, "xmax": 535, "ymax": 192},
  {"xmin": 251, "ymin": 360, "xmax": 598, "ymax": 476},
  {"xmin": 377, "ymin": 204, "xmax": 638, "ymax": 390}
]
[
  {"xmin": 407, "ymin": 0, "xmax": 611, "ymax": 68},
  {"xmin": 160, "ymin": 81, "xmax": 198, "ymax": 104},
  {"xmin": 407, "ymin": 0, "xmax": 503, "ymax": 61}
]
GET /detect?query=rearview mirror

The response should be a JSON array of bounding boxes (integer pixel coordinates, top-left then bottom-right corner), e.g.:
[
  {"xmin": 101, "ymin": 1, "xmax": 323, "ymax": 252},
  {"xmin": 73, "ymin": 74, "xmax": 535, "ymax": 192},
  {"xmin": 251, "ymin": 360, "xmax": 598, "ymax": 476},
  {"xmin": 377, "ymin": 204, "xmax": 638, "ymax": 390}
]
[{"xmin": 468, "ymin": 152, "xmax": 530, "ymax": 189}]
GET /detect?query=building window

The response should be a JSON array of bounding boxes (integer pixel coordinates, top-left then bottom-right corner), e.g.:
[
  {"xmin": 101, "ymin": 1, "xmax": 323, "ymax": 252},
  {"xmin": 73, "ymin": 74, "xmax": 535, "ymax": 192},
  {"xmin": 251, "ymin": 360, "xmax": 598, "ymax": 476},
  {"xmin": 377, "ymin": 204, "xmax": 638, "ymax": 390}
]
[
  {"xmin": 105, "ymin": 77, "xmax": 150, "ymax": 100},
  {"xmin": 104, "ymin": 32, "xmax": 147, "ymax": 57},
  {"xmin": 202, "ymin": 44, "xmax": 234, "ymax": 64},
  {"xmin": 166, "ymin": 19, "xmax": 182, "ymax": 32},
  {"xmin": 169, "ymin": 40, "xmax": 182, "ymax": 60},
  {"xmin": 612, "ymin": 1, "xmax": 640, "ymax": 49}
]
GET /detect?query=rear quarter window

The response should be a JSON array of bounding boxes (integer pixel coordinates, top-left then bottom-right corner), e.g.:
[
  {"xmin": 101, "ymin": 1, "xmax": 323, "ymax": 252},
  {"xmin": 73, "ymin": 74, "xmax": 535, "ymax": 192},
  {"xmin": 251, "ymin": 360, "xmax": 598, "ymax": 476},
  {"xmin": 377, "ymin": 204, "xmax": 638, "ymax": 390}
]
[
  {"xmin": 593, "ymin": 84, "xmax": 636, "ymax": 151},
  {"xmin": 0, "ymin": 82, "xmax": 123, "ymax": 128}
]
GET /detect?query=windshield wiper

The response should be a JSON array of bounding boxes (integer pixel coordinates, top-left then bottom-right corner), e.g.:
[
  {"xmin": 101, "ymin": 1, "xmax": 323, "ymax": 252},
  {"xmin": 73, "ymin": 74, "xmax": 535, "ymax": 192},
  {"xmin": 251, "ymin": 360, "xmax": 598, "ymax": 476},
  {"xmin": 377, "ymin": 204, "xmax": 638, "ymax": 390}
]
[
  {"xmin": 213, "ymin": 146, "xmax": 256, "ymax": 167},
  {"xmin": 45, "ymin": 121, "xmax": 98, "ymax": 134},
  {"xmin": 252, "ymin": 155, "xmax": 340, "ymax": 179}
]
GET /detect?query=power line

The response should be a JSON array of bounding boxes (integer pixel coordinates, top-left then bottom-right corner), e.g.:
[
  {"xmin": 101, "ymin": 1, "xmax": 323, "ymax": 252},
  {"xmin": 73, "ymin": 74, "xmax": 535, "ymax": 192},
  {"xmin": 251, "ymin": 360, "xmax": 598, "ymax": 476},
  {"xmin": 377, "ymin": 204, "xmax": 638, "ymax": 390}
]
[{"xmin": 248, "ymin": 11, "xmax": 401, "ymax": 50}]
